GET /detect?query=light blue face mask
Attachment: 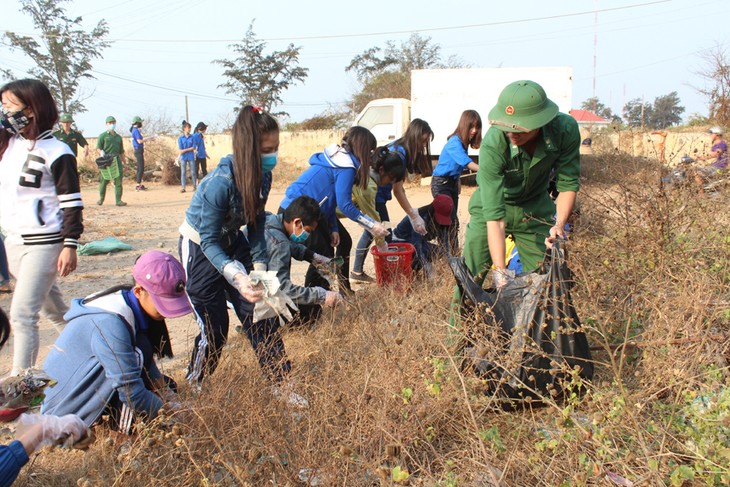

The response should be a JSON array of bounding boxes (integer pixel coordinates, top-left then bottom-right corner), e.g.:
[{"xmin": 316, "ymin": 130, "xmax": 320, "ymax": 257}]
[
  {"xmin": 261, "ymin": 151, "xmax": 278, "ymax": 172},
  {"xmin": 289, "ymin": 223, "xmax": 309, "ymax": 243}
]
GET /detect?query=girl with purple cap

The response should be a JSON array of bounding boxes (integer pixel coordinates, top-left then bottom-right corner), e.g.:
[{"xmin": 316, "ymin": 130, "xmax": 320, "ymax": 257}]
[{"xmin": 41, "ymin": 251, "xmax": 193, "ymax": 434}]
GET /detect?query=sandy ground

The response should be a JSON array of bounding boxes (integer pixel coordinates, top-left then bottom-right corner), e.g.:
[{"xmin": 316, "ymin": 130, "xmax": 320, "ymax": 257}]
[{"xmin": 0, "ymin": 178, "xmax": 475, "ymax": 376}]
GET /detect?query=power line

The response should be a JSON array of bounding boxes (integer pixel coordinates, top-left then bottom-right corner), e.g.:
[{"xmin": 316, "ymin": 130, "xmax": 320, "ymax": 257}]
[{"xmin": 0, "ymin": 0, "xmax": 670, "ymax": 44}]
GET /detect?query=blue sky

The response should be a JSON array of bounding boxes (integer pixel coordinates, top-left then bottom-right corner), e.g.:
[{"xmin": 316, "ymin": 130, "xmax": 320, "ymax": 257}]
[{"xmin": 1, "ymin": 0, "xmax": 727, "ymax": 133}]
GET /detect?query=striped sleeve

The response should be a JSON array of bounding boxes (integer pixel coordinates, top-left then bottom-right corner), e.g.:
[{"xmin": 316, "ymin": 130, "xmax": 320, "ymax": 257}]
[{"xmin": 51, "ymin": 153, "xmax": 84, "ymax": 247}]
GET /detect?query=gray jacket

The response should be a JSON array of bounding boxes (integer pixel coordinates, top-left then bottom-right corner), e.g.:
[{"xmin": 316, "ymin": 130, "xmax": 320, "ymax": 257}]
[{"xmin": 264, "ymin": 213, "xmax": 326, "ymax": 305}]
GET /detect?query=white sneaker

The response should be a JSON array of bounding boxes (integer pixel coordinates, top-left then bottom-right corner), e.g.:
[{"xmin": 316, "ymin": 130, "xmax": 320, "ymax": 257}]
[{"xmin": 271, "ymin": 384, "xmax": 309, "ymax": 408}]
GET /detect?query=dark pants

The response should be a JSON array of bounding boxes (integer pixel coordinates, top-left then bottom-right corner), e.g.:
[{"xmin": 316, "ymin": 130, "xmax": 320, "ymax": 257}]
[
  {"xmin": 352, "ymin": 202, "xmax": 389, "ymax": 273},
  {"xmin": 335, "ymin": 222, "xmax": 353, "ymax": 292},
  {"xmin": 196, "ymin": 157, "xmax": 207, "ymax": 179},
  {"xmin": 180, "ymin": 233, "xmax": 290, "ymax": 383},
  {"xmin": 0, "ymin": 234, "xmax": 9, "ymax": 283},
  {"xmin": 134, "ymin": 147, "xmax": 145, "ymax": 184},
  {"xmin": 304, "ymin": 214, "xmax": 334, "ymax": 290},
  {"xmin": 431, "ymin": 175, "xmax": 460, "ymax": 255}
]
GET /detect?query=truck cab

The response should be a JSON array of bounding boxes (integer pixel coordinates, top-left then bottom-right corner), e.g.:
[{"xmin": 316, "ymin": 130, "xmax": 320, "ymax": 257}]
[{"xmin": 353, "ymin": 98, "xmax": 410, "ymax": 148}]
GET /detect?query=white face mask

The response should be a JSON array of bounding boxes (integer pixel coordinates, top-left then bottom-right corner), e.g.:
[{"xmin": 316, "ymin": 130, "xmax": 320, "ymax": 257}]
[{"xmin": 107, "ymin": 123, "xmax": 116, "ymax": 131}]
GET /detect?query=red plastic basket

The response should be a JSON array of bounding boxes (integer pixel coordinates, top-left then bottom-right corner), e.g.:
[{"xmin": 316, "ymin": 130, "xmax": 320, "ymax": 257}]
[{"xmin": 370, "ymin": 243, "xmax": 415, "ymax": 289}]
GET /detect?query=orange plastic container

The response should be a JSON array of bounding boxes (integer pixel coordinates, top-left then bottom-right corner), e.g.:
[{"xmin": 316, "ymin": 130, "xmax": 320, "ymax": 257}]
[{"xmin": 370, "ymin": 243, "xmax": 415, "ymax": 289}]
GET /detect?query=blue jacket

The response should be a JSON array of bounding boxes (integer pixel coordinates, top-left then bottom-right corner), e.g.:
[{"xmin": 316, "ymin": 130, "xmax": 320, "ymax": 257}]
[
  {"xmin": 178, "ymin": 133, "xmax": 195, "ymax": 161},
  {"xmin": 432, "ymin": 135, "xmax": 471, "ymax": 178},
  {"xmin": 183, "ymin": 156, "xmax": 270, "ymax": 273},
  {"xmin": 192, "ymin": 132, "xmax": 207, "ymax": 158},
  {"xmin": 0, "ymin": 441, "xmax": 27, "ymax": 487},
  {"xmin": 264, "ymin": 213, "xmax": 324, "ymax": 305},
  {"xmin": 280, "ymin": 144, "xmax": 373, "ymax": 232},
  {"xmin": 41, "ymin": 292, "xmax": 164, "ymax": 426}
]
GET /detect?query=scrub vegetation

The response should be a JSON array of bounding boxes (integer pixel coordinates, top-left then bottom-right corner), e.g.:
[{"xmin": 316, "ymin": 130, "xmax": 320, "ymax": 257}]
[{"xmin": 12, "ymin": 152, "xmax": 730, "ymax": 486}]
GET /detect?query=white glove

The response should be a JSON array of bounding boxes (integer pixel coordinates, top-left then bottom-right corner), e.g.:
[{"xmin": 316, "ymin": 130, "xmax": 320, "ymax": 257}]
[
  {"xmin": 323, "ymin": 291, "xmax": 343, "ymax": 307},
  {"xmin": 368, "ymin": 222, "xmax": 389, "ymax": 238},
  {"xmin": 492, "ymin": 268, "xmax": 515, "ymax": 289},
  {"xmin": 312, "ymin": 253, "xmax": 330, "ymax": 265},
  {"xmin": 407, "ymin": 209, "xmax": 427, "ymax": 236},
  {"xmin": 223, "ymin": 261, "xmax": 264, "ymax": 303},
  {"xmin": 17, "ymin": 413, "xmax": 88, "ymax": 451},
  {"xmin": 250, "ymin": 270, "xmax": 299, "ymax": 324}
]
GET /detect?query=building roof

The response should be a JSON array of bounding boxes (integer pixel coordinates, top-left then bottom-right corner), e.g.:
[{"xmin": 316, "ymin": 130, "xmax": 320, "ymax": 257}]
[{"xmin": 569, "ymin": 109, "xmax": 611, "ymax": 124}]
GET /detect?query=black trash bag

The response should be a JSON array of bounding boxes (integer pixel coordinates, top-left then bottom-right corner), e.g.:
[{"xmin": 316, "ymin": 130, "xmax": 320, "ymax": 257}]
[
  {"xmin": 95, "ymin": 155, "xmax": 114, "ymax": 169},
  {"xmin": 450, "ymin": 242, "xmax": 593, "ymax": 408}
]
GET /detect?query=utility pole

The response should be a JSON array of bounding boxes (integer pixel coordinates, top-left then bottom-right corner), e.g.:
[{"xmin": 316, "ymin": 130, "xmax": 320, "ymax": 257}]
[
  {"xmin": 185, "ymin": 96, "xmax": 190, "ymax": 124},
  {"xmin": 592, "ymin": 0, "xmax": 598, "ymax": 114}
]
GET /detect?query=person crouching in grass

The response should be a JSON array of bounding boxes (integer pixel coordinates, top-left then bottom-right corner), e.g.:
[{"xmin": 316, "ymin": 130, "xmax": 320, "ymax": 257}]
[{"xmin": 41, "ymin": 251, "xmax": 193, "ymax": 434}]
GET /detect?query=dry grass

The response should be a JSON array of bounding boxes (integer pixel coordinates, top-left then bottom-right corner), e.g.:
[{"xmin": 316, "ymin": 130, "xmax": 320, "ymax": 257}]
[{"xmin": 14, "ymin": 152, "xmax": 730, "ymax": 486}]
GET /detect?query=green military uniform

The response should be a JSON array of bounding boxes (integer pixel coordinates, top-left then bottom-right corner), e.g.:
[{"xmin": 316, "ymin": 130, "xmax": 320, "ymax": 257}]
[
  {"xmin": 53, "ymin": 129, "xmax": 88, "ymax": 157},
  {"xmin": 96, "ymin": 130, "xmax": 125, "ymax": 205},
  {"xmin": 449, "ymin": 95, "xmax": 581, "ymax": 341},
  {"xmin": 464, "ymin": 112, "xmax": 580, "ymax": 277}
]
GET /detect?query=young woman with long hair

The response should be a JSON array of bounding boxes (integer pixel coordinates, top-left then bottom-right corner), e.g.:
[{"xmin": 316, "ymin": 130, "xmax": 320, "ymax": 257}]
[
  {"xmin": 431, "ymin": 109, "xmax": 482, "ymax": 252},
  {"xmin": 179, "ymin": 105, "xmax": 279, "ymax": 384},
  {"xmin": 351, "ymin": 119, "xmax": 434, "ymax": 282}
]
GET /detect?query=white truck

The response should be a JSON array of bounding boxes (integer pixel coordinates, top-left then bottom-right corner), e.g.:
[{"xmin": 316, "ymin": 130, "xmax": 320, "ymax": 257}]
[{"xmin": 354, "ymin": 67, "xmax": 574, "ymax": 158}]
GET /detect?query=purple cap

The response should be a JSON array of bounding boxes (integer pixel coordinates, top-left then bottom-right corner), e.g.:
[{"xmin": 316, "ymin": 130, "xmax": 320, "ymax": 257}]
[{"xmin": 132, "ymin": 251, "xmax": 192, "ymax": 318}]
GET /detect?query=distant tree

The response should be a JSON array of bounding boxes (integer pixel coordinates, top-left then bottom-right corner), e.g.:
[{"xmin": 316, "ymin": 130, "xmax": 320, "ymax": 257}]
[
  {"xmin": 287, "ymin": 107, "xmax": 351, "ymax": 131},
  {"xmin": 214, "ymin": 22, "xmax": 308, "ymax": 117},
  {"xmin": 579, "ymin": 97, "xmax": 619, "ymax": 121},
  {"xmin": 346, "ymin": 33, "xmax": 469, "ymax": 113},
  {"xmin": 694, "ymin": 44, "xmax": 730, "ymax": 126},
  {"xmin": 1, "ymin": 0, "xmax": 110, "ymax": 114},
  {"xmin": 650, "ymin": 91, "xmax": 684, "ymax": 129},
  {"xmin": 686, "ymin": 113, "xmax": 710, "ymax": 127},
  {"xmin": 623, "ymin": 98, "xmax": 653, "ymax": 129}
]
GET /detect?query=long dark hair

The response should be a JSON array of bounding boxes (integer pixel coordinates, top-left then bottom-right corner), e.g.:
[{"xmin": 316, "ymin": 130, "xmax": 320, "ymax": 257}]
[
  {"xmin": 232, "ymin": 106, "xmax": 279, "ymax": 223},
  {"xmin": 450, "ymin": 109, "xmax": 482, "ymax": 150},
  {"xmin": 373, "ymin": 147, "xmax": 406, "ymax": 184},
  {"xmin": 341, "ymin": 126, "xmax": 376, "ymax": 190},
  {"xmin": 0, "ymin": 308, "xmax": 10, "ymax": 349},
  {"xmin": 0, "ymin": 79, "xmax": 59, "ymax": 157},
  {"xmin": 393, "ymin": 118, "xmax": 434, "ymax": 176}
]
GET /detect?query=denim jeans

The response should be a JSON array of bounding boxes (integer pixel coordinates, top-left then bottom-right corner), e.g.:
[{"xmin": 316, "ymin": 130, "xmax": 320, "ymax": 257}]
[
  {"xmin": 0, "ymin": 234, "xmax": 9, "ymax": 283},
  {"xmin": 180, "ymin": 158, "xmax": 197, "ymax": 190},
  {"xmin": 6, "ymin": 242, "xmax": 67, "ymax": 374}
]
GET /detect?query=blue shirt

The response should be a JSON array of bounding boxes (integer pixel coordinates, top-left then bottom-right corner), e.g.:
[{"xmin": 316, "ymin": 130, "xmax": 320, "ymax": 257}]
[
  {"xmin": 178, "ymin": 133, "xmax": 195, "ymax": 161},
  {"xmin": 131, "ymin": 127, "xmax": 144, "ymax": 149},
  {"xmin": 432, "ymin": 135, "xmax": 471, "ymax": 178},
  {"xmin": 192, "ymin": 132, "xmax": 207, "ymax": 159}
]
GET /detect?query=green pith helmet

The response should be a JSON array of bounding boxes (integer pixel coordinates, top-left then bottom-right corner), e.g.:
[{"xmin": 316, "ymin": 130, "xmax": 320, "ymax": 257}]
[
  {"xmin": 59, "ymin": 113, "xmax": 74, "ymax": 123},
  {"xmin": 131, "ymin": 116, "xmax": 143, "ymax": 124},
  {"xmin": 105, "ymin": 116, "xmax": 116, "ymax": 123},
  {"xmin": 488, "ymin": 80, "xmax": 559, "ymax": 133}
]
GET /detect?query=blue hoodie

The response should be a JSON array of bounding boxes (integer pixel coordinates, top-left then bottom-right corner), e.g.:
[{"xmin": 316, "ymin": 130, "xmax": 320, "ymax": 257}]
[
  {"xmin": 279, "ymin": 144, "xmax": 376, "ymax": 232},
  {"xmin": 41, "ymin": 292, "xmax": 164, "ymax": 426}
]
